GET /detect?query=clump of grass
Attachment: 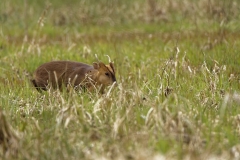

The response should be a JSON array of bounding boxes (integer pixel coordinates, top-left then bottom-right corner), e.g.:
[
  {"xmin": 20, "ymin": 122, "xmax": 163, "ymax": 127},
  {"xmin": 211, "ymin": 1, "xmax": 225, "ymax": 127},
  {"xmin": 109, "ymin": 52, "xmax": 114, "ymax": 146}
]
[{"xmin": 0, "ymin": 109, "xmax": 19, "ymax": 158}]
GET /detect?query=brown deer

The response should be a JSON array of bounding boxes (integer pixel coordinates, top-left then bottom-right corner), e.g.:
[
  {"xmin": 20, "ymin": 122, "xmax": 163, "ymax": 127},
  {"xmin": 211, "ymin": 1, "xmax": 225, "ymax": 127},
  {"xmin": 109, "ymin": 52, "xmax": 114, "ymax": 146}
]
[{"xmin": 31, "ymin": 61, "xmax": 116, "ymax": 93}]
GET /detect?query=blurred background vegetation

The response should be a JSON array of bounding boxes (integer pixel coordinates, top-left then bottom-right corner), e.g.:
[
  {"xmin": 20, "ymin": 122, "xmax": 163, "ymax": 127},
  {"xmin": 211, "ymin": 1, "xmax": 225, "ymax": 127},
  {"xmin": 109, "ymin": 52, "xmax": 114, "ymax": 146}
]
[
  {"xmin": 1, "ymin": 0, "xmax": 240, "ymax": 68},
  {"xmin": 1, "ymin": 0, "xmax": 240, "ymax": 33}
]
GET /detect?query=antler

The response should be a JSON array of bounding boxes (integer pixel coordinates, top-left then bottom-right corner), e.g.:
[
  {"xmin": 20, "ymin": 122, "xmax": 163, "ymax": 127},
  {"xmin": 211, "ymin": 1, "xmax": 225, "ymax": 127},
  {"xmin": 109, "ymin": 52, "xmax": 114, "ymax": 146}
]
[
  {"xmin": 105, "ymin": 55, "xmax": 112, "ymax": 63},
  {"xmin": 95, "ymin": 54, "xmax": 100, "ymax": 62}
]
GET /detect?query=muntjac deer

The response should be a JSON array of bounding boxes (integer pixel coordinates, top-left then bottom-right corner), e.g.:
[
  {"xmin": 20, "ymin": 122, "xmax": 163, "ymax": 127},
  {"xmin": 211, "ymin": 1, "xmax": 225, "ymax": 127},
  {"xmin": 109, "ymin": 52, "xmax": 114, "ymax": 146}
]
[{"xmin": 31, "ymin": 61, "xmax": 116, "ymax": 93}]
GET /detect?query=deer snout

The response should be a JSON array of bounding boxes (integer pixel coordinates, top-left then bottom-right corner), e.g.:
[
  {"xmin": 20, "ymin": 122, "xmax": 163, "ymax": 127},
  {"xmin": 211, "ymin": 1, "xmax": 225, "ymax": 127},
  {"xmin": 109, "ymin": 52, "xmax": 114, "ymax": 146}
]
[
  {"xmin": 113, "ymin": 77, "xmax": 117, "ymax": 83},
  {"xmin": 112, "ymin": 76, "xmax": 117, "ymax": 85}
]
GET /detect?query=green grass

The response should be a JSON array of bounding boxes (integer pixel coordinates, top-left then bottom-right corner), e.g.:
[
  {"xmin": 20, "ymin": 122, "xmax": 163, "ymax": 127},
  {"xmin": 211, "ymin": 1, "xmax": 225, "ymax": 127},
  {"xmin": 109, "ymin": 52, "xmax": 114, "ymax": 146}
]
[{"xmin": 1, "ymin": 0, "xmax": 240, "ymax": 159}]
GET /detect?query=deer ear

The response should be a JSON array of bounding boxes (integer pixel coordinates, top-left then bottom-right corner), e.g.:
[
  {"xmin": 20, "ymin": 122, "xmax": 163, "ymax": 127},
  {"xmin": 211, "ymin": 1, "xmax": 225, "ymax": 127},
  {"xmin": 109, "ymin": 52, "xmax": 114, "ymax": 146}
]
[
  {"xmin": 99, "ymin": 62, "xmax": 106, "ymax": 68},
  {"xmin": 93, "ymin": 62, "xmax": 99, "ymax": 69},
  {"xmin": 93, "ymin": 62, "xmax": 106, "ymax": 69}
]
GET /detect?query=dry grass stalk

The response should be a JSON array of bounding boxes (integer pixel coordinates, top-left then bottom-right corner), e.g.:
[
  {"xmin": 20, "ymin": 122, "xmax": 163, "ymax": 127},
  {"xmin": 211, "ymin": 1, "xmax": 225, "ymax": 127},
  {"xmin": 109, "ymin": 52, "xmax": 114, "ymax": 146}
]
[{"xmin": 0, "ymin": 109, "xmax": 19, "ymax": 157}]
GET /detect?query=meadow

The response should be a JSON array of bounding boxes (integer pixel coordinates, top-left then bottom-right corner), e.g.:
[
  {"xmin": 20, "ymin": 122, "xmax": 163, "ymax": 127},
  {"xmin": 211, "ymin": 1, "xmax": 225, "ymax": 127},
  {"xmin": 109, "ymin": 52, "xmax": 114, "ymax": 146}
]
[{"xmin": 0, "ymin": 0, "xmax": 240, "ymax": 159}]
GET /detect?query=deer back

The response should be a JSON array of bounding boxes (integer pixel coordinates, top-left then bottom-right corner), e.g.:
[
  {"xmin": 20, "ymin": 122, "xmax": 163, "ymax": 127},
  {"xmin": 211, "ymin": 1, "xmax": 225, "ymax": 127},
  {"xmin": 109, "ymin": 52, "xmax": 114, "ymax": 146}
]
[{"xmin": 33, "ymin": 61, "xmax": 92, "ymax": 90}]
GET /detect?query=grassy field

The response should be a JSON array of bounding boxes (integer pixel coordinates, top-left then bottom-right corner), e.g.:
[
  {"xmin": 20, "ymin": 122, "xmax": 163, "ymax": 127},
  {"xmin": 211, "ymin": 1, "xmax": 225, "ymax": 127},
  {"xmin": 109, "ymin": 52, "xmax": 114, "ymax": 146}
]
[{"xmin": 0, "ymin": 0, "xmax": 240, "ymax": 159}]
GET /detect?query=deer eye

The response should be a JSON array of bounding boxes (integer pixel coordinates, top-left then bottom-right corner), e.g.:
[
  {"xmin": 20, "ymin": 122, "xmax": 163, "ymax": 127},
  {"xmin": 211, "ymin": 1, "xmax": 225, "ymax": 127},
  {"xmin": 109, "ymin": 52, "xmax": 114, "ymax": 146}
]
[{"xmin": 105, "ymin": 72, "xmax": 110, "ymax": 77}]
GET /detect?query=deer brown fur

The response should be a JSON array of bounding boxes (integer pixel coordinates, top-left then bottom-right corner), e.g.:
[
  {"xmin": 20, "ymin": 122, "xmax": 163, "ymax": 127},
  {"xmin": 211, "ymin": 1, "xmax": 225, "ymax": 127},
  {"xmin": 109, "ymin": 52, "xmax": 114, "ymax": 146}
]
[{"xmin": 31, "ymin": 61, "xmax": 116, "ymax": 93}]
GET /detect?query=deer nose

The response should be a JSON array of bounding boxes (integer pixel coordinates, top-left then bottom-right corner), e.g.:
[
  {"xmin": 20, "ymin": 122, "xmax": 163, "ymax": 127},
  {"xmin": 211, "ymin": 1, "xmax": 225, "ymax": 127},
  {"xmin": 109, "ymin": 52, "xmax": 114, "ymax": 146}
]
[{"xmin": 112, "ymin": 76, "xmax": 117, "ymax": 83}]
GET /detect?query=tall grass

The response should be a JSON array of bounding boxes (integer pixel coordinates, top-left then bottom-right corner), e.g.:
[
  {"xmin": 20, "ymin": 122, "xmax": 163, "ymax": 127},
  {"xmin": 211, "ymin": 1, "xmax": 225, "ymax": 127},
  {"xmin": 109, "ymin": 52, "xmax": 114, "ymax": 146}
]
[{"xmin": 0, "ymin": 0, "xmax": 240, "ymax": 159}]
